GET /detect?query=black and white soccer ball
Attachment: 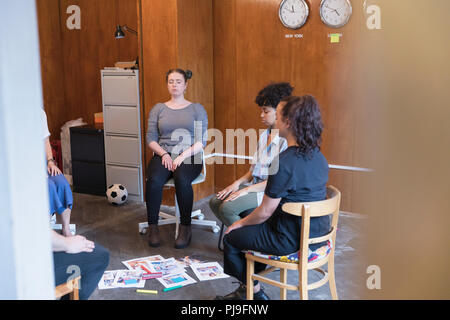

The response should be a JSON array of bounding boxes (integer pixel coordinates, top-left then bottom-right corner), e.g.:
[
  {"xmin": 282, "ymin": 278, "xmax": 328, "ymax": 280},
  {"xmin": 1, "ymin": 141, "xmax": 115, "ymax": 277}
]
[{"xmin": 106, "ymin": 184, "xmax": 128, "ymax": 206}]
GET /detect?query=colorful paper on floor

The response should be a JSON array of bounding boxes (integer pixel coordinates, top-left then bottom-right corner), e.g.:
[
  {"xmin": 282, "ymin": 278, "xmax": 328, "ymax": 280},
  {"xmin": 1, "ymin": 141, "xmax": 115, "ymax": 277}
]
[
  {"xmin": 122, "ymin": 255, "xmax": 165, "ymax": 273},
  {"xmin": 175, "ymin": 255, "xmax": 207, "ymax": 268},
  {"xmin": 157, "ymin": 272, "xmax": 197, "ymax": 289},
  {"xmin": 190, "ymin": 262, "xmax": 230, "ymax": 281},
  {"xmin": 112, "ymin": 270, "xmax": 145, "ymax": 288},
  {"xmin": 147, "ymin": 257, "xmax": 185, "ymax": 276},
  {"xmin": 98, "ymin": 270, "xmax": 119, "ymax": 290}
]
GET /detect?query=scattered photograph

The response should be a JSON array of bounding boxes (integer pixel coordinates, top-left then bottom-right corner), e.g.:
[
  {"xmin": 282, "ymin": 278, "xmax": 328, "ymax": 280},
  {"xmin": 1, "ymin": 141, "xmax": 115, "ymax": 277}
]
[
  {"xmin": 148, "ymin": 257, "xmax": 185, "ymax": 276},
  {"xmin": 112, "ymin": 270, "xmax": 145, "ymax": 288},
  {"xmin": 157, "ymin": 272, "xmax": 197, "ymax": 289},
  {"xmin": 98, "ymin": 270, "xmax": 119, "ymax": 290},
  {"xmin": 175, "ymin": 255, "xmax": 207, "ymax": 268},
  {"xmin": 190, "ymin": 262, "xmax": 230, "ymax": 281},
  {"xmin": 122, "ymin": 255, "xmax": 165, "ymax": 274}
]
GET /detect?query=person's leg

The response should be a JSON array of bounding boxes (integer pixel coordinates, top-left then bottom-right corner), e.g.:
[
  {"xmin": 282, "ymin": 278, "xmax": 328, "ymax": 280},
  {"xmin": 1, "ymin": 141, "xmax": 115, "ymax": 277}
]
[
  {"xmin": 47, "ymin": 178, "xmax": 63, "ymax": 216},
  {"xmin": 172, "ymin": 157, "xmax": 202, "ymax": 226},
  {"xmin": 209, "ymin": 196, "xmax": 224, "ymax": 223},
  {"xmin": 53, "ymin": 244, "xmax": 109, "ymax": 300},
  {"xmin": 56, "ymin": 208, "xmax": 72, "ymax": 237},
  {"xmin": 172, "ymin": 155, "xmax": 202, "ymax": 249},
  {"xmin": 217, "ymin": 223, "xmax": 295, "ymax": 300},
  {"xmin": 219, "ymin": 192, "xmax": 258, "ymax": 226},
  {"xmin": 145, "ymin": 155, "xmax": 172, "ymax": 225},
  {"xmin": 209, "ymin": 187, "xmax": 258, "ymax": 227},
  {"xmin": 222, "ymin": 224, "xmax": 271, "ymax": 285},
  {"xmin": 48, "ymin": 174, "xmax": 73, "ymax": 237},
  {"xmin": 145, "ymin": 155, "xmax": 172, "ymax": 247},
  {"xmin": 48, "ymin": 175, "xmax": 73, "ymax": 236}
]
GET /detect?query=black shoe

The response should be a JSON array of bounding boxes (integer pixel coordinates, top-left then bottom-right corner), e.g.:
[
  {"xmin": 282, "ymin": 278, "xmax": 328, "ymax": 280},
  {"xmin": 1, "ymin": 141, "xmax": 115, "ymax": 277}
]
[
  {"xmin": 174, "ymin": 225, "xmax": 192, "ymax": 249},
  {"xmin": 253, "ymin": 289, "xmax": 270, "ymax": 300},
  {"xmin": 215, "ymin": 283, "xmax": 246, "ymax": 300},
  {"xmin": 215, "ymin": 283, "xmax": 270, "ymax": 300},
  {"xmin": 147, "ymin": 224, "xmax": 160, "ymax": 247}
]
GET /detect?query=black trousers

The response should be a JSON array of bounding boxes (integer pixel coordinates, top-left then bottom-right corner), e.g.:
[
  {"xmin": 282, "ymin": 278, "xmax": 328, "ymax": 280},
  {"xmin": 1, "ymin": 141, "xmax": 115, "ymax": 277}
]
[
  {"xmin": 223, "ymin": 222, "xmax": 297, "ymax": 285},
  {"xmin": 146, "ymin": 154, "xmax": 202, "ymax": 226},
  {"xmin": 53, "ymin": 244, "xmax": 109, "ymax": 300}
]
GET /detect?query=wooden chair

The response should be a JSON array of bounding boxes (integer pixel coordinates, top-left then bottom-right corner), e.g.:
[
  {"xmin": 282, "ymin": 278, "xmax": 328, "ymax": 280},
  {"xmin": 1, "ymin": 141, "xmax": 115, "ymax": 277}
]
[
  {"xmin": 245, "ymin": 186, "xmax": 341, "ymax": 300},
  {"xmin": 55, "ymin": 276, "xmax": 81, "ymax": 300}
]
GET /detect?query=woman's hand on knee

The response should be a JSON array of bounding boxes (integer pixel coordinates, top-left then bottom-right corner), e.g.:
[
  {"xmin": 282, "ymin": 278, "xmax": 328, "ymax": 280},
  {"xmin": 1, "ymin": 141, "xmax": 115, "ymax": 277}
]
[
  {"xmin": 161, "ymin": 153, "xmax": 173, "ymax": 171},
  {"xmin": 224, "ymin": 188, "xmax": 248, "ymax": 202},
  {"xmin": 216, "ymin": 181, "xmax": 240, "ymax": 200},
  {"xmin": 172, "ymin": 155, "xmax": 186, "ymax": 171},
  {"xmin": 47, "ymin": 162, "xmax": 62, "ymax": 176}
]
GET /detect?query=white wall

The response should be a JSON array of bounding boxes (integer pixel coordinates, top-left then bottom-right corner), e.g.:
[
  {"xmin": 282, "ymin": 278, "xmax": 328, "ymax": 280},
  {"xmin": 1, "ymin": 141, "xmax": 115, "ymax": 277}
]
[{"xmin": 0, "ymin": 1, "xmax": 54, "ymax": 299}]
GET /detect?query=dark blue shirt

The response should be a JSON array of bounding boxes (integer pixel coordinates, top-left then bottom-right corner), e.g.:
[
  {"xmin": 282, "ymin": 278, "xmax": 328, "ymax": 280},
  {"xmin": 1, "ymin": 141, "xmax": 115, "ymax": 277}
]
[{"xmin": 265, "ymin": 146, "xmax": 330, "ymax": 251}]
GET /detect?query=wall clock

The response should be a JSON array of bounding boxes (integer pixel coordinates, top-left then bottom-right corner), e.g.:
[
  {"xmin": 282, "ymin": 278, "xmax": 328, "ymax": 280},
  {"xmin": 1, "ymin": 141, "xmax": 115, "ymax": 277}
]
[
  {"xmin": 319, "ymin": 0, "xmax": 352, "ymax": 28},
  {"xmin": 279, "ymin": 0, "xmax": 309, "ymax": 30}
]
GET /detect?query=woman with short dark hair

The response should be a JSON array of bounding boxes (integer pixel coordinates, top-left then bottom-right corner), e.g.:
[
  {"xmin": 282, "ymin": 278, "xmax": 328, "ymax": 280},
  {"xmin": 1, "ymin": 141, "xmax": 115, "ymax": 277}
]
[
  {"xmin": 209, "ymin": 82, "xmax": 292, "ymax": 228},
  {"xmin": 216, "ymin": 95, "xmax": 330, "ymax": 300}
]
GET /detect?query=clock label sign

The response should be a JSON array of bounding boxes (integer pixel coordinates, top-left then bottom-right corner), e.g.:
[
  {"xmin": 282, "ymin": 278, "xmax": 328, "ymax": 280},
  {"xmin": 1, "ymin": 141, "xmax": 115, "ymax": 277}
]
[{"xmin": 285, "ymin": 34, "xmax": 304, "ymax": 39}]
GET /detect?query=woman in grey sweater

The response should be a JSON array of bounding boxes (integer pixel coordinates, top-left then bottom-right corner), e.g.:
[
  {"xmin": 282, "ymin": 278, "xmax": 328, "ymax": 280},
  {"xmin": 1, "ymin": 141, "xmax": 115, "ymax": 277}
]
[{"xmin": 145, "ymin": 69, "xmax": 208, "ymax": 249}]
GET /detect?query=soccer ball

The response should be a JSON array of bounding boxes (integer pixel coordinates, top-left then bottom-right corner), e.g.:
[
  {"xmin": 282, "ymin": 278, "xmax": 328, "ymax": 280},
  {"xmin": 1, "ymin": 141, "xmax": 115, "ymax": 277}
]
[{"xmin": 106, "ymin": 184, "xmax": 128, "ymax": 206}]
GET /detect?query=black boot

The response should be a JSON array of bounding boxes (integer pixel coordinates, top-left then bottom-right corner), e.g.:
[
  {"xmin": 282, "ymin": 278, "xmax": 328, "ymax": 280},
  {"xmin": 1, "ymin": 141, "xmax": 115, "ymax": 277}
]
[
  {"xmin": 147, "ymin": 224, "xmax": 160, "ymax": 247},
  {"xmin": 215, "ymin": 283, "xmax": 270, "ymax": 300},
  {"xmin": 174, "ymin": 224, "xmax": 192, "ymax": 249}
]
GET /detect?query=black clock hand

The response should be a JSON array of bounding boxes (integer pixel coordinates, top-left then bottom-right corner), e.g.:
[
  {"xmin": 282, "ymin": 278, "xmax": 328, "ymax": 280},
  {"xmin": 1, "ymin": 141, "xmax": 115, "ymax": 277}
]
[
  {"xmin": 285, "ymin": 6, "xmax": 294, "ymax": 13},
  {"xmin": 325, "ymin": 5, "xmax": 340, "ymax": 16},
  {"xmin": 335, "ymin": 5, "xmax": 348, "ymax": 15}
]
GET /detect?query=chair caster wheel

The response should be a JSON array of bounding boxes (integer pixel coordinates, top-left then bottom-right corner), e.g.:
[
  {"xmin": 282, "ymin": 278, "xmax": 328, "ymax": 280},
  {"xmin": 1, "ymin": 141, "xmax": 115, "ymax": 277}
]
[
  {"xmin": 197, "ymin": 214, "xmax": 205, "ymax": 220},
  {"xmin": 212, "ymin": 226, "xmax": 220, "ymax": 233}
]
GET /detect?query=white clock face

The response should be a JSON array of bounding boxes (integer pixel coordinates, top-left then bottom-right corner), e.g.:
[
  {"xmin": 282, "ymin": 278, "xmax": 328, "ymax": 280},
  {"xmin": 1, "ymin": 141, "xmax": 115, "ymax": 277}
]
[
  {"xmin": 279, "ymin": 0, "xmax": 309, "ymax": 30},
  {"xmin": 320, "ymin": 0, "xmax": 352, "ymax": 28}
]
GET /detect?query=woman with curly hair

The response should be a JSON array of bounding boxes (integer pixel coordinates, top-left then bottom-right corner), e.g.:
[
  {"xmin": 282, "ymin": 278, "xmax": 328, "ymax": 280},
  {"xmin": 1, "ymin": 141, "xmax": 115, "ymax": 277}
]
[
  {"xmin": 216, "ymin": 95, "xmax": 330, "ymax": 300},
  {"xmin": 209, "ymin": 82, "xmax": 292, "ymax": 228}
]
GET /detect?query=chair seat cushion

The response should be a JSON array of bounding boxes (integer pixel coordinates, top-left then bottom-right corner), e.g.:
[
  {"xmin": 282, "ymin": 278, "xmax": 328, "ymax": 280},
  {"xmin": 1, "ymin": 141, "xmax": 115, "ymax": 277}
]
[{"xmin": 244, "ymin": 240, "xmax": 332, "ymax": 264}]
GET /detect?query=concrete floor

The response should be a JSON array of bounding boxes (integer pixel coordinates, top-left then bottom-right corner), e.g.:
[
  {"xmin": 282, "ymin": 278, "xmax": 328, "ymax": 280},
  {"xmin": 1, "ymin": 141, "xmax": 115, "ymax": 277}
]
[{"xmin": 71, "ymin": 192, "xmax": 368, "ymax": 300}]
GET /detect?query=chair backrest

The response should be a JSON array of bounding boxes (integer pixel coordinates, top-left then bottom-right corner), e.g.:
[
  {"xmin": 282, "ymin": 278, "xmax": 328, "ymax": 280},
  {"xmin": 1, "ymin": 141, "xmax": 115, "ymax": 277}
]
[
  {"xmin": 200, "ymin": 149, "xmax": 206, "ymax": 178},
  {"xmin": 281, "ymin": 186, "xmax": 341, "ymax": 266}
]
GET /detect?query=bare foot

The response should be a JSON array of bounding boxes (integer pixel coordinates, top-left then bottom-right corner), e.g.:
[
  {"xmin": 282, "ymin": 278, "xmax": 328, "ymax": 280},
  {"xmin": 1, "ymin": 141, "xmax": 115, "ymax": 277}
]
[{"xmin": 62, "ymin": 228, "xmax": 73, "ymax": 237}]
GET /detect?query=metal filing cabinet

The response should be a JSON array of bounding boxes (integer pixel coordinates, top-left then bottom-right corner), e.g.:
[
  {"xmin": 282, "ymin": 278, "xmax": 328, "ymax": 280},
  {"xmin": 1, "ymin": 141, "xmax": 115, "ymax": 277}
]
[{"xmin": 101, "ymin": 69, "xmax": 143, "ymax": 202}]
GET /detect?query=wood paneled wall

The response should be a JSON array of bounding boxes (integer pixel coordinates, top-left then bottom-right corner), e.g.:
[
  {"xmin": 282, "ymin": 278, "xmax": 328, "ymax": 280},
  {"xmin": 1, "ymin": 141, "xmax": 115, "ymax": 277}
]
[
  {"xmin": 37, "ymin": 0, "xmax": 138, "ymax": 139},
  {"xmin": 38, "ymin": 0, "xmax": 370, "ymax": 212},
  {"xmin": 213, "ymin": 0, "xmax": 368, "ymax": 212}
]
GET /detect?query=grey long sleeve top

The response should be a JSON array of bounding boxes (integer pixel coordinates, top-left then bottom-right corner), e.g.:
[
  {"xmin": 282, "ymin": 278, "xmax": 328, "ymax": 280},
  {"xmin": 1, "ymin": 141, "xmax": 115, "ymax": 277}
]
[{"xmin": 146, "ymin": 103, "xmax": 208, "ymax": 155}]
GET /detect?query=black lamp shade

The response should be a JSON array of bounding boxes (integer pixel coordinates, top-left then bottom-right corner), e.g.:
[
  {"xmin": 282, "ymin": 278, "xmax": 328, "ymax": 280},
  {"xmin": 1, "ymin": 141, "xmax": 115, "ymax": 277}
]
[{"xmin": 115, "ymin": 26, "xmax": 125, "ymax": 39}]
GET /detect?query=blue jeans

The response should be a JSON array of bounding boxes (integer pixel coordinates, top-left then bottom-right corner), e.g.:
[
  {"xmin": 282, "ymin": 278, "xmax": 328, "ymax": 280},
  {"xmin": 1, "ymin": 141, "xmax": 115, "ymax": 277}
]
[
  {"xmin": 48, "ymin": 174, "xmax": 73, "ymax": 215},
  {"xmin": 53, "ymin": 244, "xmax": 109, "ymax": 300}
]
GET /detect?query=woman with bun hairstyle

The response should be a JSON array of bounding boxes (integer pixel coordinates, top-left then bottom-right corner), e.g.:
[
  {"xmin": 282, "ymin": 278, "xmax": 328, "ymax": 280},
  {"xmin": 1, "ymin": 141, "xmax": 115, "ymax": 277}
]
[
  {"xmin": 145, "ymin": 69, "xmax": 208, "ymax": 249},
  {"xmin": 216, "ymin": 95, "xmax": 330, "ymax": 300}
]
